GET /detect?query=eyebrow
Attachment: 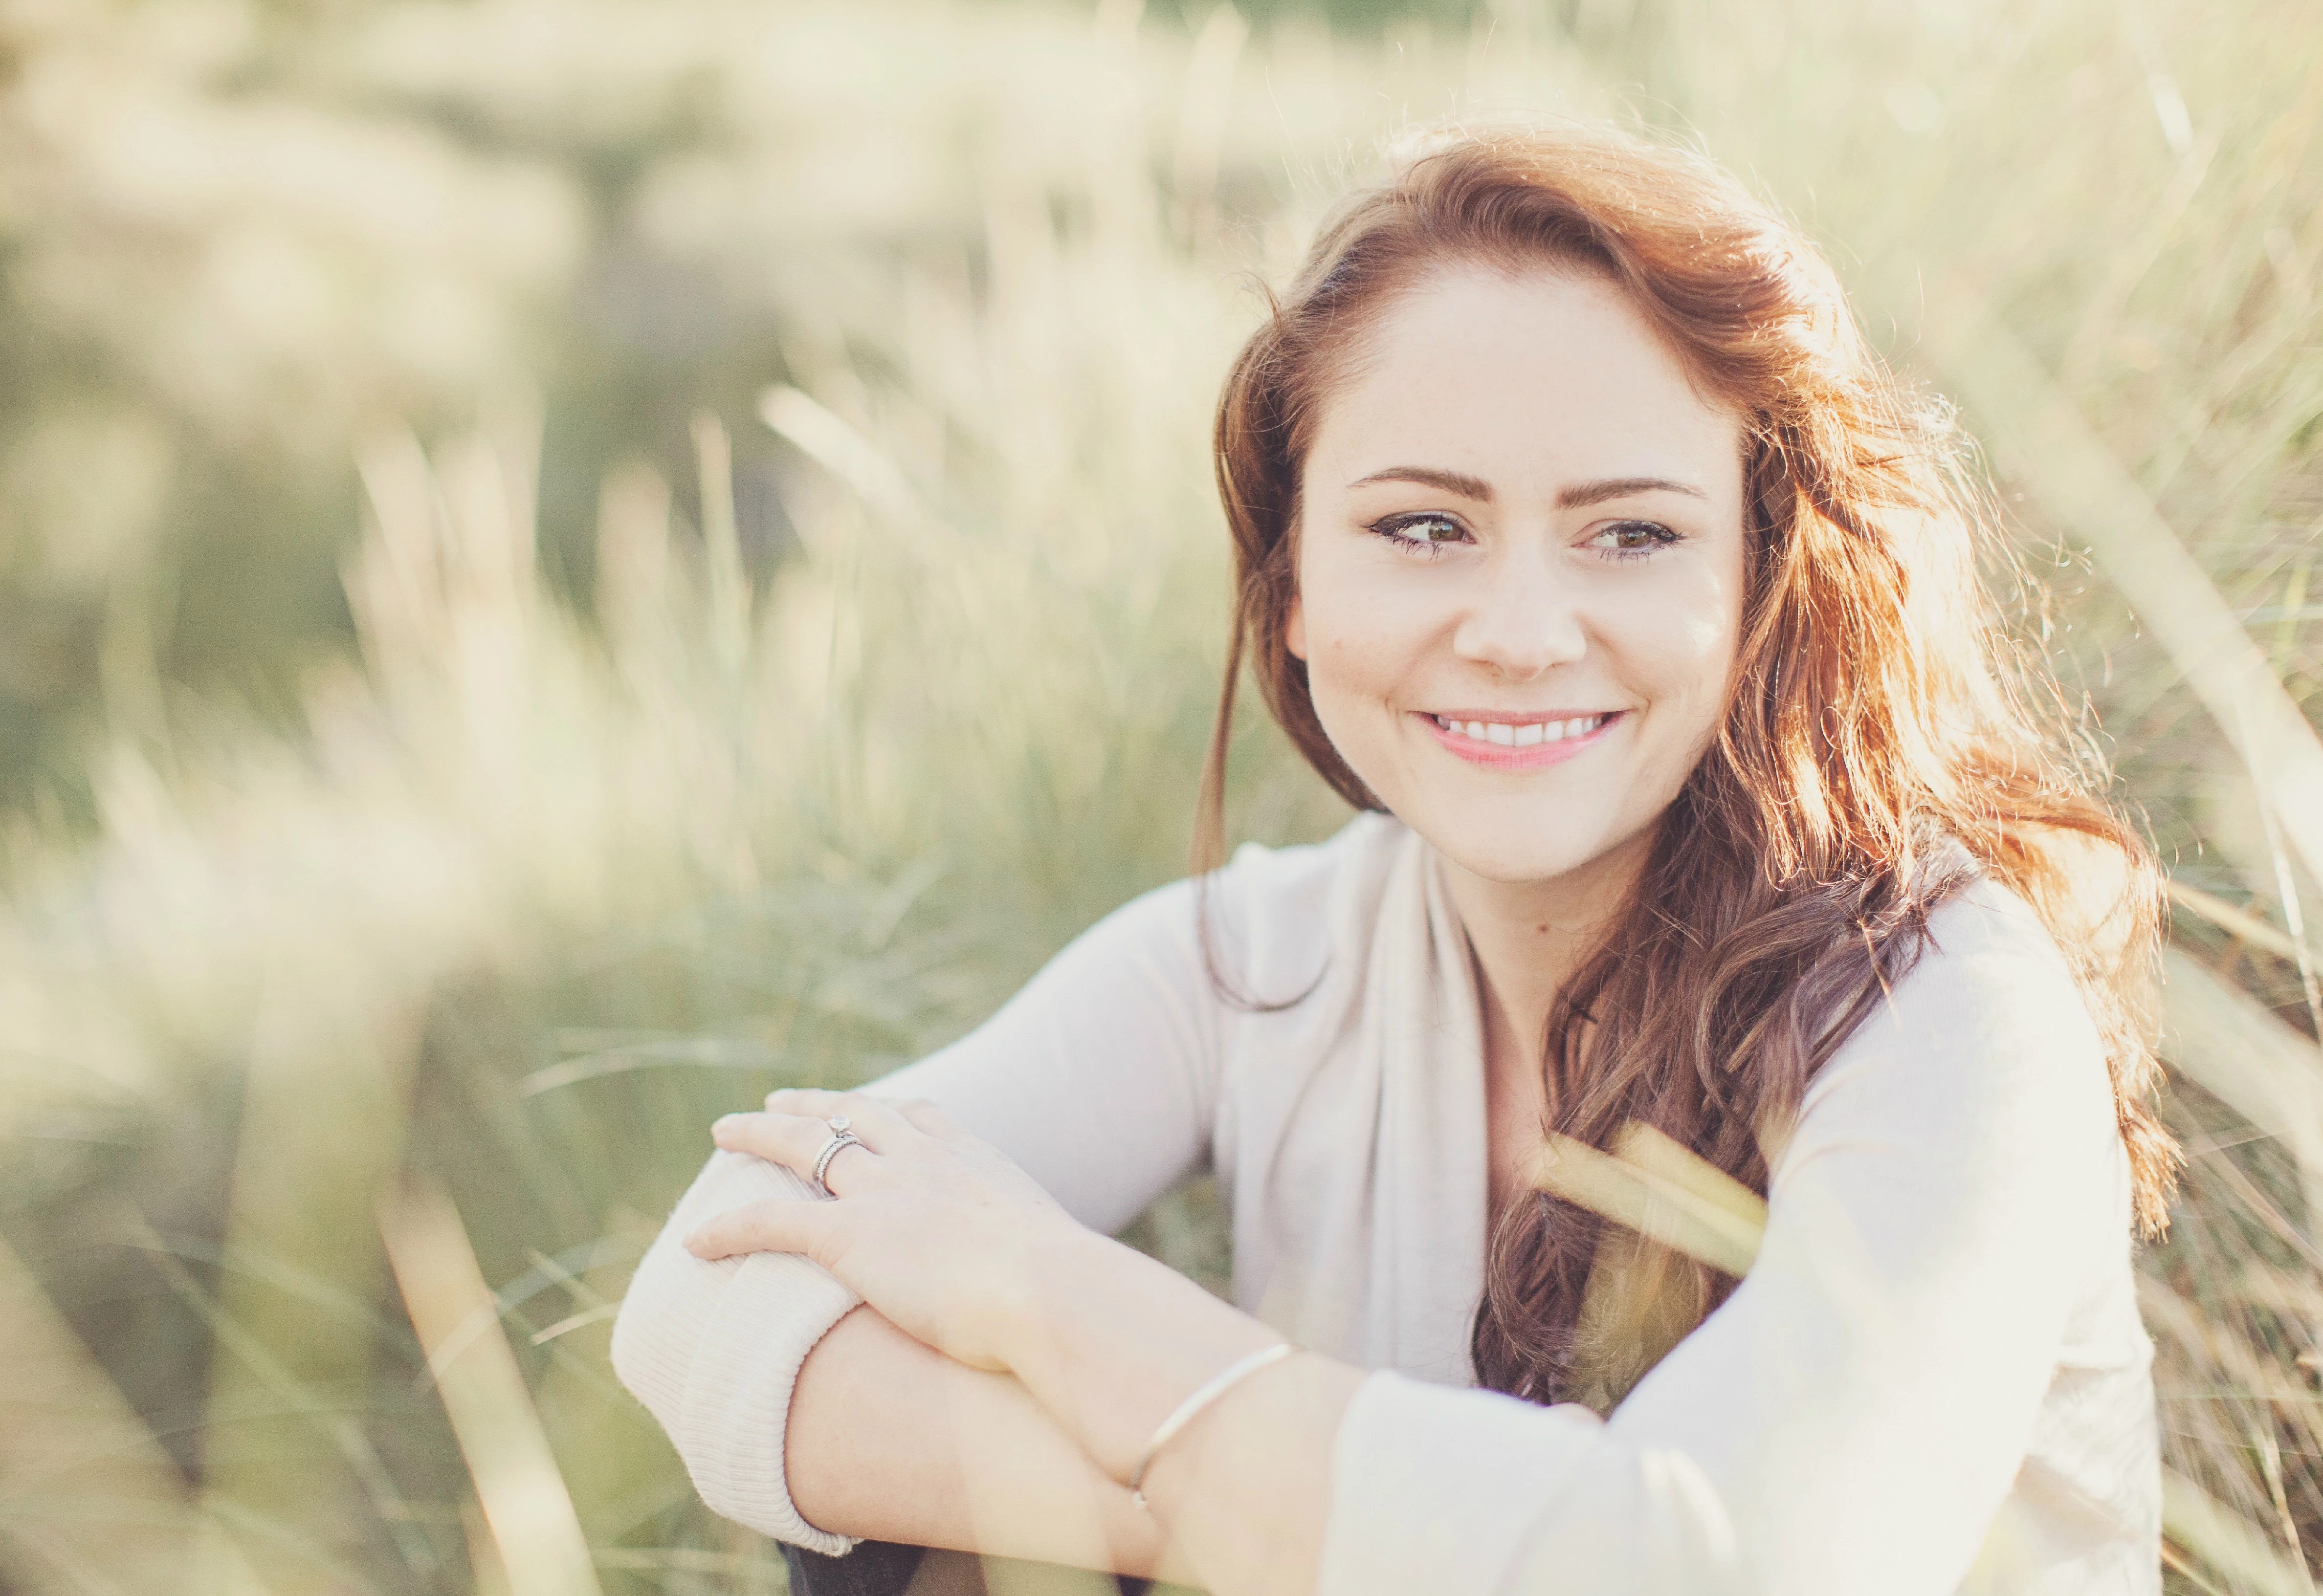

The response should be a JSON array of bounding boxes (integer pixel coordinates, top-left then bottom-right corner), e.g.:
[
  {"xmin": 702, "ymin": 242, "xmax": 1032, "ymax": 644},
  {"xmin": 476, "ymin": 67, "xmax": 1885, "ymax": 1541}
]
[
  {"xmin": 1349, "ymin": 466, "xmax": 1494, "ymax": 500},
  {"xmin": 1559, "ymin": 475, "xmax": 1710, "ymax": 509},
  {"xmin": 1347, "ymin": 467, "xmax": 1710, "ymax": 508}
]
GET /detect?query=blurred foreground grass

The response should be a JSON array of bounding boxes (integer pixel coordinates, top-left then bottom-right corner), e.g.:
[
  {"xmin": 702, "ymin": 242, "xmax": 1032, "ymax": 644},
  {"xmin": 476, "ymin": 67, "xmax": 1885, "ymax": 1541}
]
[{"xmin": 1, "ymin": 1, "xmax": 2321, "ymax": 1592}]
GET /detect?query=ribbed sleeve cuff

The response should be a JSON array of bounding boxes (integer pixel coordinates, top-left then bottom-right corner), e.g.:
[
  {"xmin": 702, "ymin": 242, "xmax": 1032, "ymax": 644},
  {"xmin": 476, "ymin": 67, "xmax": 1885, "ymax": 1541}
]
[
  {"xmin": 683, "ymin": 1247, "xmax": 863, "ymax": 1554},
  {"xmin": 1318, "ymin": 1370, "xmax": 1603, "ymax": 1596},
  {"xmin": 612, "ymin": 1150, "xmax": 863, "ymax": 1556}
]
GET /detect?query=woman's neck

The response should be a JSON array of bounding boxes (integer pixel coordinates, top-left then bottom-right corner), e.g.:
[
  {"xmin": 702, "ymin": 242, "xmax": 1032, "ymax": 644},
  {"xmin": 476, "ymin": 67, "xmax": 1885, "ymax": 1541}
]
[{"xmin": 1435, "ymin": 829, "xmax": 1655, "ymax": 1096}]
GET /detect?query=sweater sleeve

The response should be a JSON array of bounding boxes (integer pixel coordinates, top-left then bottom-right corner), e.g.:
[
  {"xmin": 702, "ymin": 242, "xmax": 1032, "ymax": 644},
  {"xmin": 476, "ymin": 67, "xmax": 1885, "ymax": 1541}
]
[
  {"xmin": 612, "ymin": 869, "xmax": 1238, "ymax": 1548},
  {"xmin": 1319, "ymin": 883, "xmax": 2132, "ymax": 1596},
  {"xmin": 610, "ymin": 1149, "xmax": 864, "ymax": 1554},
  {"xmin": 857, "ymin": 872, "xmax": 1226, "ymax": 1233}
]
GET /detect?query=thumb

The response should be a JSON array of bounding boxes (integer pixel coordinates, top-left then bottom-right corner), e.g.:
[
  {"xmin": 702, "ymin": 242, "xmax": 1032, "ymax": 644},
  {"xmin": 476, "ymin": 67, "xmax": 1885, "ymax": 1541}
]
[{"xmin": 683, "ymin": 1196, "xmax": 837, "ymax": 1265}]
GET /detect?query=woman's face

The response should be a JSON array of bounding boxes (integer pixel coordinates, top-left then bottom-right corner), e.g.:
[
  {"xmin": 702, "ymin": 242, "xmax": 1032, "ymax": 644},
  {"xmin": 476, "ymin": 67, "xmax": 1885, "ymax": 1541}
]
[{"xmin": 1289, "ymin": 264, "xmax": 1749, "ymax": 889}]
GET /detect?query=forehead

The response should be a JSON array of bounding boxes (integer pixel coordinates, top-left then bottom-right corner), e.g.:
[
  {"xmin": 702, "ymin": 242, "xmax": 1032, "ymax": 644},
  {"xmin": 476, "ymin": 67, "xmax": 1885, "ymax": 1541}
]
[{"xmin": 1303, "ymin": 263, "xmax": 1745, "ymax": 494}]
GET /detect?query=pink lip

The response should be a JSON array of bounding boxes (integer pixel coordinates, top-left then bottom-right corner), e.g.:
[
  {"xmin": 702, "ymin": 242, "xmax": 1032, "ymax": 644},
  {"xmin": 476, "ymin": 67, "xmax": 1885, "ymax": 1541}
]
[{"xmin": 1419, "ymin": 710, "xmax": 1624, "ymax": 769}]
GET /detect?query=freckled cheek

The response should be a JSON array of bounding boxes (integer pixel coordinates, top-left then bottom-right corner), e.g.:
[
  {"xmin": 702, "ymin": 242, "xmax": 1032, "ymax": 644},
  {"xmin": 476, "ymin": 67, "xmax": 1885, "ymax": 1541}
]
[
  {"xmin": 1300, "ymin": 577, "xmax": 1438, "ymax": 703},
  {"xmin": 1308, "ymin": 628, "xmax": 1397, "ymax": 719}
]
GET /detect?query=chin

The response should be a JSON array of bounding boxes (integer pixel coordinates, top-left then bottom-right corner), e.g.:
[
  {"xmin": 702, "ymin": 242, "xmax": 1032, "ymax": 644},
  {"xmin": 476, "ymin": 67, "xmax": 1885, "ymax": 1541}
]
[
  {"xmin": 1397, "ymin": 805, "xmax": 1646, "ymax": 890},
  {"xmin": 1443, "ymin": 838, "xmax": 1617, "ymax": 887}
]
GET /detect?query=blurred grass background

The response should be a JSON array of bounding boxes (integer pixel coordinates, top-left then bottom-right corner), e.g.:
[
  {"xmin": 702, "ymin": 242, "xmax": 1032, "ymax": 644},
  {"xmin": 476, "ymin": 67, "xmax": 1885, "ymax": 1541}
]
[{"xmin": 0, "ymin": 0, "xmax": 2319, "ymax": 1591}]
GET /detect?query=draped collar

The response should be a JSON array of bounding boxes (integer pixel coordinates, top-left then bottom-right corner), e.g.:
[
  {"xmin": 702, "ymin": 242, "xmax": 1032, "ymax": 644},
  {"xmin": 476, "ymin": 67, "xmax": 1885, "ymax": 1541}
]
[{"xmin": 1234, "ymin": 814, "xmax": 1492, "ymax": 1385}]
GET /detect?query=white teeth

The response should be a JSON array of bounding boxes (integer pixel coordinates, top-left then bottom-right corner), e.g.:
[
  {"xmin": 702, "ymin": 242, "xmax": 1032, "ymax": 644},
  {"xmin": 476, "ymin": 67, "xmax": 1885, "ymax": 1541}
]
[{"xmin": 1436, "ymin": 712, "xmax": 1612, "ymax": 747}]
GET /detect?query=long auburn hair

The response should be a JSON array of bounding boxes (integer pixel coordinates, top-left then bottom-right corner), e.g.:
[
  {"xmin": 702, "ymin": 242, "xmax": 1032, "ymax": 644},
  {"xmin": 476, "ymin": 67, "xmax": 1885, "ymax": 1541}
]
[{"xmin": 1193, "ymin": 123, "xmax": 2180, "ymax": 1410}]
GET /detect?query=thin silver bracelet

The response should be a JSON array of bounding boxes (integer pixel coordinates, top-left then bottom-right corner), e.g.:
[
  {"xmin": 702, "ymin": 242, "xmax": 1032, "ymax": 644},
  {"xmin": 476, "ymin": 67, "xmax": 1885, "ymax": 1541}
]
[{"xmin": 1126, "ymin": 1341, "xmax": 1300, "ymax": 1510}]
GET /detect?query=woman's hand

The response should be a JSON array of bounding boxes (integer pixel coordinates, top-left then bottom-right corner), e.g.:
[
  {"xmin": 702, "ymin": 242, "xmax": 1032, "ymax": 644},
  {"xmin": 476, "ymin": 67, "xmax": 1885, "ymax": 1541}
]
[
  {"xmin": 688, "ymin": 1088, "xmax": 1361, "ymax": 1596},
  {"xmin": 683, "ymin": 1088, "xmax": 1086, "ymax": 1374}
]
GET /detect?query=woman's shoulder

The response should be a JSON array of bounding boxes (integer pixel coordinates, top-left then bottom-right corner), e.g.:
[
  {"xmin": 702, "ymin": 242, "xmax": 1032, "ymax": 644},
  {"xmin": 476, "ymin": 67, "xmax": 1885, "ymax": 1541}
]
[
  {"xmin": 1196, "ymin": 809, "xmax": 1410, "ymax": 1001},
  {"xmin": 1914, "ymin": 866, "xmax": 2079, "ymax": 985},
  {"xmin": 1211, "ymin": 808, "xmax": 1408, "ymax": 910},
  {"xmin": 1908, "ymin": 867, "xmax": 2098, "ymax": 1037},
  {"xmin": 1770, "ymin": 858, "xmax": 2143, "ymax": 1360},
  {"xmin": 996, "ymin": 811, "xmax": 1403, "ymax": 1025},
  {"xmin": 1787, "ymin": 862, "xmax": 2122, "ymax": 1194}
]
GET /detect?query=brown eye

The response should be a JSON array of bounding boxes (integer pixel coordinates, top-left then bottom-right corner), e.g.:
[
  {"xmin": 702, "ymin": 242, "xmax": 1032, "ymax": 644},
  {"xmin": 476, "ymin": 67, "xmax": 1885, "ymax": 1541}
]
[
  {"xmin": 1370, "ymin": 512, "xmax": 1471, "ymax": 554},
  {"xmin": 1591, "ymin": 521, "xmax": 1681, "ymax": 559}
]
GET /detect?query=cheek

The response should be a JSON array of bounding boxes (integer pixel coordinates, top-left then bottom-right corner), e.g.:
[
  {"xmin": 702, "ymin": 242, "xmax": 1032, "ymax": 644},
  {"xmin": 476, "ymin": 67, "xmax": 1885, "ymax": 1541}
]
[
  {"xmin": 1671, "ymin": 609, "xmax": 1742, "ymax": 708},
  {"xmin": 1295, "ymin": 564, "xmax": 1423, "ymax": 706},
  {"xmin": 1624, "ymin": 559, "xmax": 1746, "ymax": 741}
]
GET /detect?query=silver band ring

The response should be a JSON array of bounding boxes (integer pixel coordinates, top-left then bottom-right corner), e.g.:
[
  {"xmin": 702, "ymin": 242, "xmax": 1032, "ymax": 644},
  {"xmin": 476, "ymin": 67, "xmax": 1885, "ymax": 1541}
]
[{"xmin": 809, "ymin": 1116, "xmax": 862, "ymax": 1197}]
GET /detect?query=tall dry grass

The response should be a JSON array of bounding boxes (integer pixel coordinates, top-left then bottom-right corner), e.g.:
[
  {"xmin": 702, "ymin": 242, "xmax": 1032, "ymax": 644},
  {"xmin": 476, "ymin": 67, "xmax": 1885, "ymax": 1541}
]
[{"xmin": 0, "ymin": 1, "xmax": 2318, "ymax": 1593}]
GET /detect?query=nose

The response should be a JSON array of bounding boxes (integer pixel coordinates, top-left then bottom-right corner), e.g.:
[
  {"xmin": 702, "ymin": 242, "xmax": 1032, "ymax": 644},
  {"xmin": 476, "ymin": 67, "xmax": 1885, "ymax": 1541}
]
[{"xmin": 1450, "ymin": 546, "xmax": 1587, "ymax": 681}]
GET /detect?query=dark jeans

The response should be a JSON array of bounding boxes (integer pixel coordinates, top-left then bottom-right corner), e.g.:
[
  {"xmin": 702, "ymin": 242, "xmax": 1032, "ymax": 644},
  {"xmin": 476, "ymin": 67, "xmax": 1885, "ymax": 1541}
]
[{"xmin": 783, "ymin": 1540, "xmax": 1154, "ymax": 1596}]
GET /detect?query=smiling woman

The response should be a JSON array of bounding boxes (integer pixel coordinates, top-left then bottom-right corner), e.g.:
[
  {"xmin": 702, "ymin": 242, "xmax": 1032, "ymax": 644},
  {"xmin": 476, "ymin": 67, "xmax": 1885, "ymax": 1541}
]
[
  {"xmin": 1281, "ymin": 263, "xmax": 1755, "ymax": 1224},
  {"xmin": 1288, "ymin": 266, "xmax": 1744, "ymax": 911},
  {"xmin": 611, "ymin": 123, "xmax": 2178, "ymax": 1596}
]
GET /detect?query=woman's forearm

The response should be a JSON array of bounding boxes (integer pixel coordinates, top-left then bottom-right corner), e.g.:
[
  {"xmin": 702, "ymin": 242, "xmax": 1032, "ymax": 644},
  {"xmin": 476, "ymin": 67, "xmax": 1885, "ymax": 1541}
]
[
  {"xmin": 788, "ymin": 1303, "xmax": 1198, "ymax": 1582},
  {"xmin": 681, "ymin": 1096, "xmax": 1361, "ymax": 1592},
  {"xmin": 994, "ymin": 1231, "xmax": 1364, "ymax": 1596}
]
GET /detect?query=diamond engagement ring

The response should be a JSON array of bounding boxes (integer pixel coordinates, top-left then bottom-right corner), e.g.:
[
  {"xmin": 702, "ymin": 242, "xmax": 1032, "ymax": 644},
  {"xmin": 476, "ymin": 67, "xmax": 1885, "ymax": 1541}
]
[{"xmin": 809, "ymin": 1116, "xmax": 863, "ymax": 1197}]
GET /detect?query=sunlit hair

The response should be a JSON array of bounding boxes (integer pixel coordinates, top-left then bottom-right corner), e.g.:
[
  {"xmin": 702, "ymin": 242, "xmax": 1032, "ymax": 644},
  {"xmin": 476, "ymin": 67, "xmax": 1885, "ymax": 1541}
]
[{"xmin": 1193, "ymin": 121, "xmax": 2180, "ymax": 1410}]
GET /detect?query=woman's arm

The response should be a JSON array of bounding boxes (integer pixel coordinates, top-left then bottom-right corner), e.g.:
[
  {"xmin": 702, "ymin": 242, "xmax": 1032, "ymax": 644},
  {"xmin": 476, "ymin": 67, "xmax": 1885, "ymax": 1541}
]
[
  {"xmin": 784, "ymin": 1305, "xmax": 1202, "ymax": 1581},
  {"xmin": 1313, "ymin": 891, "xmax": 2138, "ymax": 1596},
  {"xmin": 688, "ymin": 1097, "xmax": 1362, "ymax": 1594},
  {"xmin": 692, "ymin": 885, "xmax": 2134, "ymax": 1596},
  {"xmin": 615, "ymin": 868, "xmax": 1265, "ymax": 1557},
  {"xmin": 972, "ymin": 1218, "xmax": 1366, "ymax": 1595},
  {"xmin": 610, "ymin": 1144, "xmax": 1199, "ymax": 1574}
]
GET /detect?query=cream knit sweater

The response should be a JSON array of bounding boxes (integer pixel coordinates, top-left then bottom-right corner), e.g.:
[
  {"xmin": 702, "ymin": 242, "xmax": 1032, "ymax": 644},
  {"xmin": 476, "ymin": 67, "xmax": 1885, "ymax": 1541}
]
[{"xmin": 612, "ymin": 812, "xmax": 2161, "ymax": 1594}]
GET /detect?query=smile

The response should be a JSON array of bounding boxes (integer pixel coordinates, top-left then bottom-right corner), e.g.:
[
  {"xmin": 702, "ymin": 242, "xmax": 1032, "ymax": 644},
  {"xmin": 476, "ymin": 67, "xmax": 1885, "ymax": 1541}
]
[{"xmin": 1422, "ymin": 710, "xmax": 1621, "ymax": 768}]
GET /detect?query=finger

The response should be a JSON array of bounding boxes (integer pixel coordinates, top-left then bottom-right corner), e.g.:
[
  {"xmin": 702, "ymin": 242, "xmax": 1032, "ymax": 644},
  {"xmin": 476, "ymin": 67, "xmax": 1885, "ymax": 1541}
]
[
  {"xmin": 714, "ymin": 1115, "xmax": 889, "ymax": 1204},
  {"xmin": 762, "ymin": 1089, "xmax": 921, "ymax": 1151},
  {"xmin": 762, "ymin": 1086, "xmax": 860, "ymax": 1115},
  {"xmin": 893, "ymin": 1098, "xmax": 971, "ymax": 1141},
  {"xmin": 817, "ymin": 1137, "xmax": 873, "ymax": 1196},
  {"xmin": 683, "ymin": 1195, "xmax": 838, "ymax": 1263},
  {"xmin": 714, "ymin": 1110, "xmax": 838, "ymax": 1168}
]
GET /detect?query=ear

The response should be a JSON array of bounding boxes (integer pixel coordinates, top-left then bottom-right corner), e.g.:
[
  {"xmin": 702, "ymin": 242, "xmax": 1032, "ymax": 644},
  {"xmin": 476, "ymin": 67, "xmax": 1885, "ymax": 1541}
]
[{"xmin": 1284, "ymin": 590, "xmax": 1307, "ymax": 662}]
